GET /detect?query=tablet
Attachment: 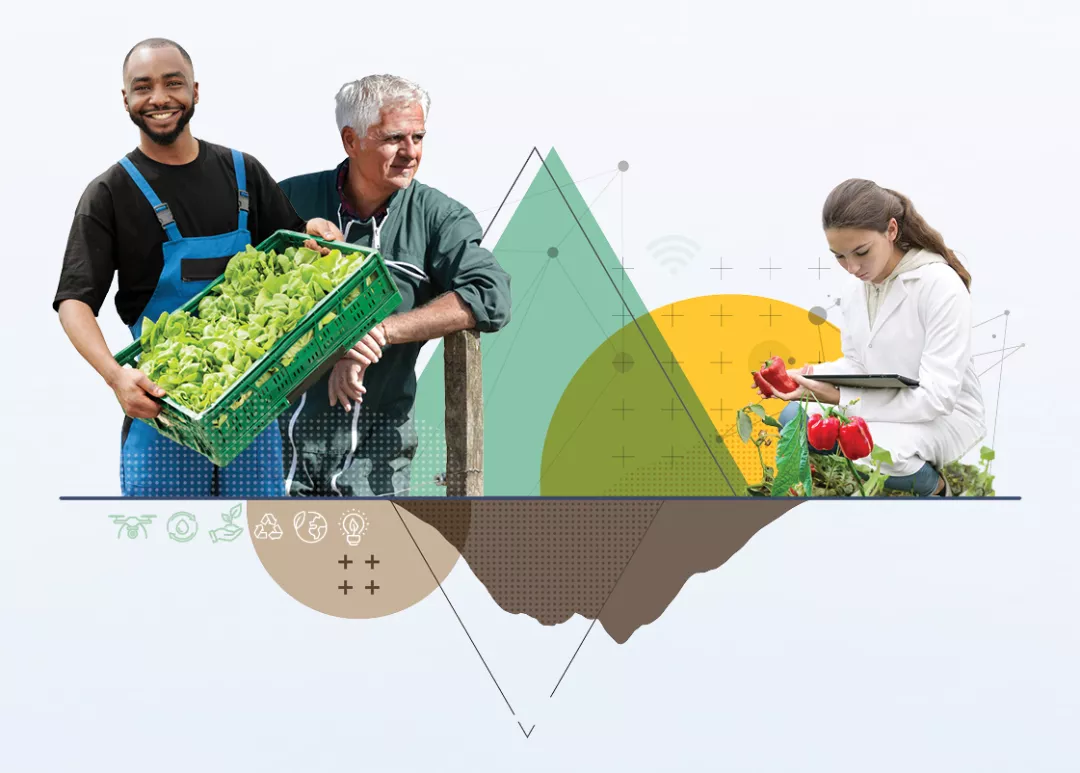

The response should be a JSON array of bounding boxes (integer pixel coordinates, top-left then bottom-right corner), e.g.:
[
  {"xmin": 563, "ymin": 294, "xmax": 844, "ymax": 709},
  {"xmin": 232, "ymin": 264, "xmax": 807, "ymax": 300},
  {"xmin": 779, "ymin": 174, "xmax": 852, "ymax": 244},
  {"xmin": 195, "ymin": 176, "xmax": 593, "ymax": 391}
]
[{"xmin": 810, "ymin": 374, "xmax": 920, "ymax": 389}]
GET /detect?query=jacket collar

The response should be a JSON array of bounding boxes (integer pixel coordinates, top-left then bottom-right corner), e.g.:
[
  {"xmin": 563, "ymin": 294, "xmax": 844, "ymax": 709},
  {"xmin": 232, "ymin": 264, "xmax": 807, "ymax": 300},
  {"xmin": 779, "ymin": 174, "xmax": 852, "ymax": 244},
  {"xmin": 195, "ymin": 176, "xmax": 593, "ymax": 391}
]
[
  {"xmin": 335, "ymin": 158, "xmax": 405, "ymax": 222},
  {"xmin": 866, "ymin": 268, "xmax": 926, "ymax": 340}
]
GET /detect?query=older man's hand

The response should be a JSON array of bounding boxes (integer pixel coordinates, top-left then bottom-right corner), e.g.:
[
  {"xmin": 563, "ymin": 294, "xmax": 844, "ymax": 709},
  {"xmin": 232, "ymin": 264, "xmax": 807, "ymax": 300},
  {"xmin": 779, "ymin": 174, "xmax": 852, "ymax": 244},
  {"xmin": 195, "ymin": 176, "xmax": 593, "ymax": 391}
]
[
  {"xmin": 302, "ymin": 238, "xmax": 332, "ymax": 257},
  {"xmin": 305, "ymin": 218, "xmax": 345, "ymax": 242},
  {"xmin": 344, "ymin": 323, "xmax": 389, "ymax": 367}
]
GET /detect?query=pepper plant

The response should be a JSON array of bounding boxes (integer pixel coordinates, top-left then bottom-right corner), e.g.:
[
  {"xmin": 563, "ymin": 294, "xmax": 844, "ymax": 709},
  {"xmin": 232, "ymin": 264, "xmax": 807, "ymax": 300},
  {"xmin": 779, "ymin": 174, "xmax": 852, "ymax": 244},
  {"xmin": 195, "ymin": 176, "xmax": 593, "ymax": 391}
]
[{"xmin": 737, "ymin": 396, "xmax": 893, "ymax": 497}]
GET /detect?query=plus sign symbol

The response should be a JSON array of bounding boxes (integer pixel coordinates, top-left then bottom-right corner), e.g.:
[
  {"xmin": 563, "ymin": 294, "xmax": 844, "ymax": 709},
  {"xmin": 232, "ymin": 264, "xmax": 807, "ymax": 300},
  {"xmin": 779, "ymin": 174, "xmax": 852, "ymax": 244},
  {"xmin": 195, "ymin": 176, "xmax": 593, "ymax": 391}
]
[{"xmin": 249, "ymin": 502, "xmax": 459, "ymax": 620}]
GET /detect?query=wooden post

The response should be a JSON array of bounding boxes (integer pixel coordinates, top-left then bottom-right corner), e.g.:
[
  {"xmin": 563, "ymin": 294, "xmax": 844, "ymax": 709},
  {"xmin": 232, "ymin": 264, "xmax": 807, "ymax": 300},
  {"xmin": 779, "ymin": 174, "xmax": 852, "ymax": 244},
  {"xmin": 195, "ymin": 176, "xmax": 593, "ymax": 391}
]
[{"xmin": 444, "ymin": 329, "xmax": 483, "ymax": 496}]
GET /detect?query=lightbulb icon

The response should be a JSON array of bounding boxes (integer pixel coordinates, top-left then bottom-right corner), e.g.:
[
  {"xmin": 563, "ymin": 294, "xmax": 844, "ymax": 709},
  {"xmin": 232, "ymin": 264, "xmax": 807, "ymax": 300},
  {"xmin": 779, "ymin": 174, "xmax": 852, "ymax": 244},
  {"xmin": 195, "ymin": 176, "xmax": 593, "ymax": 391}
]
[{"xmin": 340, "ymin": 510, "xmax": 368, "ymax": 547}]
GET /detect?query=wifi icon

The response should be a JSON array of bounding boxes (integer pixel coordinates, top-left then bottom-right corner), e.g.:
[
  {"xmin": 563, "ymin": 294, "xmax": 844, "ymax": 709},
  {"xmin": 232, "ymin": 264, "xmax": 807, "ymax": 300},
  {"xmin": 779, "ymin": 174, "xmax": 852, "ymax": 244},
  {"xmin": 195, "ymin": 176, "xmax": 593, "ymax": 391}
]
[{"xmin": 648, "ymin": 235, "xmax": 700, "ymax": 275}]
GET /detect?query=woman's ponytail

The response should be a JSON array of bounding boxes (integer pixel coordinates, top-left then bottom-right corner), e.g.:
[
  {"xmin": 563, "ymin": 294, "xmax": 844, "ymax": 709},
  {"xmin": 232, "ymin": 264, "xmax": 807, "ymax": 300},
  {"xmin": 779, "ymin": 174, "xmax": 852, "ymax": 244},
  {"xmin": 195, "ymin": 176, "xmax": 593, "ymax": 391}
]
[{"xmin": 882, "ymin": 187, "xmax": 972, "ymax": 291}]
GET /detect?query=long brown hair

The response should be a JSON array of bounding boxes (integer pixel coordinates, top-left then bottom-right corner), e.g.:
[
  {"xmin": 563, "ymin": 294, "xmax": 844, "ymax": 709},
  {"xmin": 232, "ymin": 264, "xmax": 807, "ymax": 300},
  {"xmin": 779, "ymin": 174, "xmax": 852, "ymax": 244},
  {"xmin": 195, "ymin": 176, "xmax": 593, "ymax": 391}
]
[{"xmin": 822, "ymin": 179, "xmax": 971, "ymax": 291}]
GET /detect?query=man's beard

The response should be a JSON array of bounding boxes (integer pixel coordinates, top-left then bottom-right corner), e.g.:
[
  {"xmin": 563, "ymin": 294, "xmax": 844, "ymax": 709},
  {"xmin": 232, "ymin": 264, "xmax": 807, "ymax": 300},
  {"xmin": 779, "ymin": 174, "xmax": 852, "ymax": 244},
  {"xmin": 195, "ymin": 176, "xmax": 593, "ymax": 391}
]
[{"xmin": 129, "ymin": 104, "xmax": 196, "ymax": 146}]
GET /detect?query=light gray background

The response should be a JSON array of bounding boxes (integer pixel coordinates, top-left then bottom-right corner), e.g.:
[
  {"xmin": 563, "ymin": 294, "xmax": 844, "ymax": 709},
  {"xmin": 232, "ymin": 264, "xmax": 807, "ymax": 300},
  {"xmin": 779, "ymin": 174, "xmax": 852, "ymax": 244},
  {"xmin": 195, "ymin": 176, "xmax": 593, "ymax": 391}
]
[{"xmin": 1, "ymin": 0, "xmax": 1077, "ymax": 770}]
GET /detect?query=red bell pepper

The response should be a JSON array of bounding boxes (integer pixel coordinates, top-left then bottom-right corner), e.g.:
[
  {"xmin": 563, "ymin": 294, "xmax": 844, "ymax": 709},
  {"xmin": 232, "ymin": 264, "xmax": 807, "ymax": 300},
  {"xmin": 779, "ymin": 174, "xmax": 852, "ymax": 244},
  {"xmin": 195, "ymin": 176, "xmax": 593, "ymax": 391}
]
[
  {"xmin": 759, "ymin": 356, "xmax": 800, "ymax": 393},
  {"xmin": 807, "ymin": 414, "xmax": 840, "ymax": 451},
  {"xmin": 752, "ymin": 372, "xmax": 775, "ymax": 397},
  {"xmin": 838, "ymin": 416, "xmax": 873, "ymax": 459}
]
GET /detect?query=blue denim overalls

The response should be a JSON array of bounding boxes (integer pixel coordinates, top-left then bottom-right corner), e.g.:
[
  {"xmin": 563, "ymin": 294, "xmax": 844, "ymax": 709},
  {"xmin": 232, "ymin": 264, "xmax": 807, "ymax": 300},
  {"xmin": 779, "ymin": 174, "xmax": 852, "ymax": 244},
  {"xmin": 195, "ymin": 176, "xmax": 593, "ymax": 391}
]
[{"xmin": 117, "ymin": 148, "xmax": 285, "ymax": 497}]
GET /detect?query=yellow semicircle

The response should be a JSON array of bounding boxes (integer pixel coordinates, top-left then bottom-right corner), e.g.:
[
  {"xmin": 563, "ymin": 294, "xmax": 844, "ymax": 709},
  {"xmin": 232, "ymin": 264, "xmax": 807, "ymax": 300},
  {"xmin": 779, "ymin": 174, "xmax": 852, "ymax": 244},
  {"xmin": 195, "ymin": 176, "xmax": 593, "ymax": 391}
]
[{"xmin": 647, "ymin": 294, "xmax": 843, "ymax": 483}]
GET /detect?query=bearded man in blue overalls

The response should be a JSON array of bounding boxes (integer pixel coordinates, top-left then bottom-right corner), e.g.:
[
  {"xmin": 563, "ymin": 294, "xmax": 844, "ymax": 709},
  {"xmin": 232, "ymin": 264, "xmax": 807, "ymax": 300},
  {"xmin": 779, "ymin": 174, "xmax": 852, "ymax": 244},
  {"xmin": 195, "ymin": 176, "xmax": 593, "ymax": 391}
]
[{"xmin": 53, "ymin": 38, "xmax": 344, "ymax": 497}]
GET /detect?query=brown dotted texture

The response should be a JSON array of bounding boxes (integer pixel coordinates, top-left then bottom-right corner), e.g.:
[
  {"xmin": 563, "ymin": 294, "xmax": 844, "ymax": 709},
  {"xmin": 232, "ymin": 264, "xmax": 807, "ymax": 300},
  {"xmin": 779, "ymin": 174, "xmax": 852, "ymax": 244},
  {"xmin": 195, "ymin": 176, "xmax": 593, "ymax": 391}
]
[
  {"xmin": 400, "ymin": 500, "xmax": 659, "ymax": 624},
  {"xmin": 606, "ymin": 444, "xmax": 738, "ymax": 496},
  {"xmin": 398, "ymin": 499, "xmax": 800, "ymax": 642},
  {"xmin": 400, "ymin": 499, "xmax": 473, "ymax": 549}
]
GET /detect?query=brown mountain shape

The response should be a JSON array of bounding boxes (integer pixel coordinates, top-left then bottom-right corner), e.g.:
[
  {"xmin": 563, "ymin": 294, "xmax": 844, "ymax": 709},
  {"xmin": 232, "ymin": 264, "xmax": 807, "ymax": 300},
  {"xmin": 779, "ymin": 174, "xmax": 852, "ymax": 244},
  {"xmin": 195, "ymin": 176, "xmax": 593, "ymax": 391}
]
[{"xmin": 396, "ymin": 499, "xmax": 798, "ymax": 643}]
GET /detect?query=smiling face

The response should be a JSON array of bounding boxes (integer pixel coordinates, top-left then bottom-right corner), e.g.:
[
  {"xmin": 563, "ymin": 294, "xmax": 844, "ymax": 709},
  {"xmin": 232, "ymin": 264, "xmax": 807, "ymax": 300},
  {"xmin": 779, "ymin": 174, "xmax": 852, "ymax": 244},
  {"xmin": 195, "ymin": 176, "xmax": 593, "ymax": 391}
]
[
  {"xmin": 122, "ymin": 46, "xmax": 198, "ymax": 146},
  {"xmin": 344, "ymin": 102, "xmax": 426, "ymax": 198},
  {"xmin": 826, "ymin": 219, "xmax": 902, "ymax": 283}
]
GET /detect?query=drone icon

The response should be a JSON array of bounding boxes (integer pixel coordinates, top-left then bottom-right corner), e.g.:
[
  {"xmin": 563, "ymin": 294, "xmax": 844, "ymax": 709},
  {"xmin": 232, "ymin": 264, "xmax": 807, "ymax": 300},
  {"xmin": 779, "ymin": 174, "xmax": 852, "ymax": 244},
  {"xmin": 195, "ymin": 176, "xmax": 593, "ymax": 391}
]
[{"xmin": 110, "ymin": 514, "xmax": 156, "ymax": 540}]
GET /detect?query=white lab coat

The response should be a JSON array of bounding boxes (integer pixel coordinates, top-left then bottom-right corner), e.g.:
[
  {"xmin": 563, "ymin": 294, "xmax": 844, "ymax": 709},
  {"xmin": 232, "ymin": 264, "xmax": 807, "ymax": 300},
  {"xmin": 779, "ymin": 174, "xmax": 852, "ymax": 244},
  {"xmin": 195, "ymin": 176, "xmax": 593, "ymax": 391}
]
[{"xmin": 814, "ymin": 251, "xmax": 987, "ymax": 476}]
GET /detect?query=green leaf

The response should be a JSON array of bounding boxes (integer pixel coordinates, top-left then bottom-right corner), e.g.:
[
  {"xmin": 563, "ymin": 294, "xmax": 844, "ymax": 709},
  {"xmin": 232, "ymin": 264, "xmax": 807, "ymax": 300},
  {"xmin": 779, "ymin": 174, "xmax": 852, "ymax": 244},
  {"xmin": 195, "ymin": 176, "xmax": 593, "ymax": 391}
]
[
  {"xmin": 134, "ymin": 242, "xmax": 366, "ymax": 413},
  {"xmin": 980, "ymin": 446, "xmax": 996, "ymax": 462},
  {"xmin": 737, "ymin": 410, "xmax": 752, "ymax": 444},
  {"xmin": 750, "ymin": 404, "xmax": 782, "ymax": 427},
  {"xmin": 139, "ymin": 315, "xmax": 155, "ymax": 351},
  {"xmin": 863, "ymin": 468, "xmax": 888, "ymax": 497},
  {"xmin": 771, "ymin": 402, "xmax": 812, "ymax": 497},
  {"xmin": 870, "ymin": 444, "xmax": 893, "ymax": 465},
  {"xmin": 294, "ymin": 246, "xmax": 320, "ymax": 265}
]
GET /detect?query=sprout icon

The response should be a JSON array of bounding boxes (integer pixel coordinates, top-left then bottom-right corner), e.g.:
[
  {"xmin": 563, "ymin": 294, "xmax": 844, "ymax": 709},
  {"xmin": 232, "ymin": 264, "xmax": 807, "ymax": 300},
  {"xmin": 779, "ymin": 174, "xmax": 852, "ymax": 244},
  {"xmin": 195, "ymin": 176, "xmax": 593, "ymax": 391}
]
[{"xmin": 340, "ymin": 511, "xmax": 368, "ymax": 547}]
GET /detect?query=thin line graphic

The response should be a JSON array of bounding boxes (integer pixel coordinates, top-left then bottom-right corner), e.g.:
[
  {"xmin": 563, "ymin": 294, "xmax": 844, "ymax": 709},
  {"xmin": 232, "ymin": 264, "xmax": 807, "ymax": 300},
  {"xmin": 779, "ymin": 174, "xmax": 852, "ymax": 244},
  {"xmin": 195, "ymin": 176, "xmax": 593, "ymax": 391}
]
[
  {"xmin": 973, "ymin": 313, "xmax": 1007, "ymax": 329},
  {"xmin": 60, "ymin": 495, "xmax": 1022, "ymax": 501},
  {"xmin": 979, "ymin": 343, "xmax": 1022, "ymax": 378},
  {"xmin": 481, "ymin": 150, "xmax": 538, "ymax": 243},
  {"xmin": 483, "ymin": 261, "xmax": 554, "ymax": 409},
  {"xmin": 475, "ymin": 169, "xmax": 617, "ymax": 219},
  {"xmin": 973, "ymin": 344, "xmax": 1023, "ymax": 358},
  {"xmin": 552, "ymin": 171, "xmax": 621, "ymax": 250},
  {"xmin": 476, "ymin": 253, "xmax": 552, "ymax": 368},
  {"xmin": 488, "ymin": 169, "xmax": 620, "ymax": 256},
  {"xmin": 620, "ymin": 169, "xmax": 625, "ymax": 296},
  {"xmin": 531, "ymin": 148, "xmax": 738, "ymax": 495},
  {"xmin": 527, "ymin": 370, "xmax": 621, "ymax": 496},
  {"xmin": 620, "ymin": 167, "xmax": 626, "ymax": 348},
  {"xmin": 551, "ymin": 257, "xmax": 620, "ymax": 354},
  {"xmin": 550, "ymin": 500, "xmax": 667, "ymax": 697},
  {"xmin": 989, "ymin": 313, "xmax": 1009, "ymax": 471},
  {"xmin": 389, "ymin": 501, "xmax": 517, "ymax": 717}
]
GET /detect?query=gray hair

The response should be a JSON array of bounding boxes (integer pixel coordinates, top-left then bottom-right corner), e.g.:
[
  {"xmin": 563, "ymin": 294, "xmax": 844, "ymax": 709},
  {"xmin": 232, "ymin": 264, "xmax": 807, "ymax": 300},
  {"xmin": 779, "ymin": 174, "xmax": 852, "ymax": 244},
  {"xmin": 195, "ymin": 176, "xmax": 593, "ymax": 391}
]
[{"xmin": 334, "ymin": 74, "xmax": 431, "ymax": 137}]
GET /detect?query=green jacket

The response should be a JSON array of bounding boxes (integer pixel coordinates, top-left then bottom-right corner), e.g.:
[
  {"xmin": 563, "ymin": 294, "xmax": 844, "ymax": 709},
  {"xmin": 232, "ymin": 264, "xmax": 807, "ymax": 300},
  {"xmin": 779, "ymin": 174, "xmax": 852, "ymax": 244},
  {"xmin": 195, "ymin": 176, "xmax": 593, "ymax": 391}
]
[
  {"xmin": 278, "ymin": 161, "xmax": 511, "ymax": 421},
  {"xmin": 276, "ymin": 161, "xmax": 511, "ymax": 496}
]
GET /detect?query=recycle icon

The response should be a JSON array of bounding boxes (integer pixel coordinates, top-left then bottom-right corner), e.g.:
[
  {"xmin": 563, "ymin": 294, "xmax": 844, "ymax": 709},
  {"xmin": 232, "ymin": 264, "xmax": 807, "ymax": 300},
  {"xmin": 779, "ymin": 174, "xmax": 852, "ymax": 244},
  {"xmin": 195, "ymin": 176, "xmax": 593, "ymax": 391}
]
[{"xmin": 253, "ymin": 513, "xmax": 284, "ymax": 541}]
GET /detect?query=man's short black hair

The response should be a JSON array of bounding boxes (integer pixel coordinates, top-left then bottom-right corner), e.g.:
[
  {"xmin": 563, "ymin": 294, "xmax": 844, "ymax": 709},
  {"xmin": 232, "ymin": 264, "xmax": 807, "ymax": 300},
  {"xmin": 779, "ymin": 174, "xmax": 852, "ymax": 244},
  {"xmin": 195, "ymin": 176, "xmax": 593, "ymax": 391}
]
[{"xmin": 122, "ymin": 38, "xmax": 193, "ymax": 76}]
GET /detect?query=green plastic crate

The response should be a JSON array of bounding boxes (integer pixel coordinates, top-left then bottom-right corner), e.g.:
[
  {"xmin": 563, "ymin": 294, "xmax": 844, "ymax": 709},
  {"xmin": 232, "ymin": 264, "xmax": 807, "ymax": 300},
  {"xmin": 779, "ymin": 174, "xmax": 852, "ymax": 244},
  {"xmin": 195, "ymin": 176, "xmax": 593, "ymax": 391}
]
[{"xmin": 112, "ymin": 230, "xmax": 402, "ymax": 466}]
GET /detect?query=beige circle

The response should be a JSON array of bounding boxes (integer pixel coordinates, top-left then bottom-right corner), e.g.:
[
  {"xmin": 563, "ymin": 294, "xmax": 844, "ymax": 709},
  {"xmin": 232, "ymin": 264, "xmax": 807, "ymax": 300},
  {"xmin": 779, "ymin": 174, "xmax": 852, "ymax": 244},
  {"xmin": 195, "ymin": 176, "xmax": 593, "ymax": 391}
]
[{"xmin": 248, "ymin": 501, "xmax": 460, "ymax": 619}]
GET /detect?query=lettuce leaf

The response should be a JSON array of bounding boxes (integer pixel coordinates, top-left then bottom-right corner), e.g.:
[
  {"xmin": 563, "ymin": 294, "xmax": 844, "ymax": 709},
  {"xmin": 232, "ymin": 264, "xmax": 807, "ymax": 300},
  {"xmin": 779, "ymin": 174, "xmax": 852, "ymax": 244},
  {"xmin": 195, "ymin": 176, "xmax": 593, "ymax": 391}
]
[{"xmin": 135, "ymin": 243, "xmax": 366, "ymax": 413}]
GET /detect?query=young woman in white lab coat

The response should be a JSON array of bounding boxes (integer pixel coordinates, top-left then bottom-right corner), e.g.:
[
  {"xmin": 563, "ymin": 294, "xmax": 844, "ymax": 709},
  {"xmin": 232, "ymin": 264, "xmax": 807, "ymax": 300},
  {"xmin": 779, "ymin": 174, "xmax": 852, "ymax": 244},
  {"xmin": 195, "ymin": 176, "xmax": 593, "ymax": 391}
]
[{"xmin": 771, "ymin": 179, "xmax": 987, "ymax": 496}]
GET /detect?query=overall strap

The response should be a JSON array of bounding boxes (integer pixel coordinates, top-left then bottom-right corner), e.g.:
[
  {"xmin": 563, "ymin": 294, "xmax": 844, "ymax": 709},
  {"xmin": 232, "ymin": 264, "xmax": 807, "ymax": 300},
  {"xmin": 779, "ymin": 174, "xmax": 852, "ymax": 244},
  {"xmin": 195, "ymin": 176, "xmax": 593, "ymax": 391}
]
[
  {"xmin": 231, "ymin": 149, "xmax": 249, "ymax": 232},
  {"xmin": 118, "ymin": 157, "xmax": 183, "ymax": 241}
]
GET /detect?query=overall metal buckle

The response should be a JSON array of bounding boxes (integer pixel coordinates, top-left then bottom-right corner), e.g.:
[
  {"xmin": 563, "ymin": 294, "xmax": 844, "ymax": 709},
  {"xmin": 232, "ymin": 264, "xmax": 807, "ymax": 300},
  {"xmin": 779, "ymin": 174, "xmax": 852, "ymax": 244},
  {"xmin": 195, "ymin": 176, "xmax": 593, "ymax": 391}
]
[{"xmin": 153, "ymin": 203, "xmax": 175, "ymax": 229}]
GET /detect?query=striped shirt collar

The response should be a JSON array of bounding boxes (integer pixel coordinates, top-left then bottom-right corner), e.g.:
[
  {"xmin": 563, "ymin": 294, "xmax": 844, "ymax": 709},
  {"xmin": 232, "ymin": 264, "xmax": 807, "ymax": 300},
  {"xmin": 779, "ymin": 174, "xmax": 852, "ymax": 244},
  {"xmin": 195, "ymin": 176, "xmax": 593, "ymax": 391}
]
[{"xmin": 335, "ymin": 158, "xmax": 390, "ymax": 222}]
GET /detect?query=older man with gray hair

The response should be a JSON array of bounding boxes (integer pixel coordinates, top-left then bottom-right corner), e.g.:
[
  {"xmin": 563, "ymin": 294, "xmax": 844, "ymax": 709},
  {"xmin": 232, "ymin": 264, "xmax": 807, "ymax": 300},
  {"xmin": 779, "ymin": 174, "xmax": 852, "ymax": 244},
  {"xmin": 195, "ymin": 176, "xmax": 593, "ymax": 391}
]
[{"xmin": 276, "ymin": 74, "xmax": 512, "ymax": 497}]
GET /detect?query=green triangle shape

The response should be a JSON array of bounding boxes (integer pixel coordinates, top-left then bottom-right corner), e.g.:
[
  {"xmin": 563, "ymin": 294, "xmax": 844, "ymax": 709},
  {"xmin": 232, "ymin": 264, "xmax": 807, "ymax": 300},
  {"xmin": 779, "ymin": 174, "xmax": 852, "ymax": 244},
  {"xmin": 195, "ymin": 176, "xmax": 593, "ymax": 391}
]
[
  {"xmin": 410, "ymin": 149, "xmax": 746, "ymax": 496},
  {"xmin": 540, "ymin": 310, "xmax": 747, "ymax": 495}
]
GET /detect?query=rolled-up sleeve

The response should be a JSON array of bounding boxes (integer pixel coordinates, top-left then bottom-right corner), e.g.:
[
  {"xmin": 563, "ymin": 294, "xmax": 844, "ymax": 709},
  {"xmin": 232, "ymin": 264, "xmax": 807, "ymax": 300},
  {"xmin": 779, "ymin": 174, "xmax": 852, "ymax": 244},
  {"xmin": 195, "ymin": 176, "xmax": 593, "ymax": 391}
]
[{"xmin": 428, "ymin": 206, "xmax": 511, "ymax": 333}]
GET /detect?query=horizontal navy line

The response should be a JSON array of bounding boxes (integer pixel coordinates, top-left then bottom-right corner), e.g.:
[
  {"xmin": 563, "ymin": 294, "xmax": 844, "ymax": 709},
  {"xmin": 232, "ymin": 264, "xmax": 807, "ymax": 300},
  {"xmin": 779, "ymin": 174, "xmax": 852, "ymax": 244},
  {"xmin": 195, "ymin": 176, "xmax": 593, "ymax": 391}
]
[{"xmin": 59, "ymin": 495, "xmax": 1022, "ymax": 502}]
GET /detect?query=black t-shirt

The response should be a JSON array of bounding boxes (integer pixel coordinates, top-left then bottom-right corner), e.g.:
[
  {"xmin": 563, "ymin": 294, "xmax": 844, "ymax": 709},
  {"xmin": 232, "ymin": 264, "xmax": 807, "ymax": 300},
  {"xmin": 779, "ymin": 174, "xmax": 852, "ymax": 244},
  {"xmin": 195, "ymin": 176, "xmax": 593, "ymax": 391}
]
[{"xmin": 54, "ymin": 140, "xmax": 306, "ymax": 327}]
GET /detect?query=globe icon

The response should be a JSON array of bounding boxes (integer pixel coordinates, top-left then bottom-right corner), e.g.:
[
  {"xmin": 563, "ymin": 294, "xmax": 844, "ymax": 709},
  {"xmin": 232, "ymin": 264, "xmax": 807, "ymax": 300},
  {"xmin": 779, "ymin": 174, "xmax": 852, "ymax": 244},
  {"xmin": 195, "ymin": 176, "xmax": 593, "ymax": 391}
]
[{"xmin": 293, "ymin": 511, "xmax": 329, "ymax": 544}]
